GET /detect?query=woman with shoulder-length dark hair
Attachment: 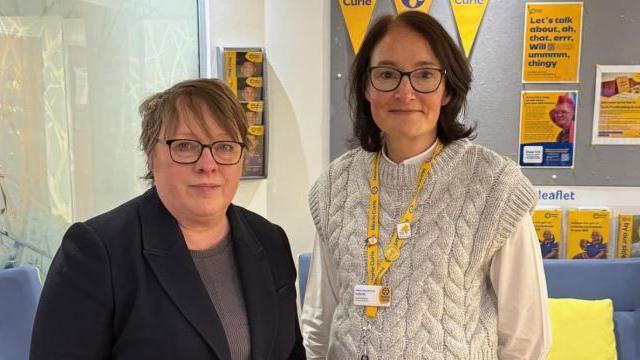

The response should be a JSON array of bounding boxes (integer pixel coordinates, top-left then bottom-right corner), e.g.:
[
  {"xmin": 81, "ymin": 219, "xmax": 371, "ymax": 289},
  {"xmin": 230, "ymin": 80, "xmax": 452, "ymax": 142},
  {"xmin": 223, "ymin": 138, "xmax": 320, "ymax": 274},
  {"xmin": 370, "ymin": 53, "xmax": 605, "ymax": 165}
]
[
  {"xmin": 30, "ymin": 79, "xmax": 306, "ymax": 360},
  {"xmin": 301, "ymin": 11, "xmax": 551, "ymax": 360}
]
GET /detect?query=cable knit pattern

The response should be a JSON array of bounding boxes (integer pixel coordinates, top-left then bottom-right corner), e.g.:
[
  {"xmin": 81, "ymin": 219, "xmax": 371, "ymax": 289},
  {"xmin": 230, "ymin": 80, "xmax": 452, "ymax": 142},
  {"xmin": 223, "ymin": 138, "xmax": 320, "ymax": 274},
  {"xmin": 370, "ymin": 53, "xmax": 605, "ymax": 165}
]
[{"xmin": 308, "ymin": 139, "xmax": 537, "ymax": 360}]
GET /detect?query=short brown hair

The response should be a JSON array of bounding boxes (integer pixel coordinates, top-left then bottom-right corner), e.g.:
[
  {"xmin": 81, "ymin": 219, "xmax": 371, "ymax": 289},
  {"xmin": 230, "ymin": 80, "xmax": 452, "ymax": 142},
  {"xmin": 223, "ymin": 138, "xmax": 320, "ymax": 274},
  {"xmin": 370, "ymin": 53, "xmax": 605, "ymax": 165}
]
[
  {"xmin": 139, "ymin": 78, "xmax": 247, "ymax": 181},
  {"xmin": 350, "ymin": 11, "xmax": 475, "ymax": 152}
]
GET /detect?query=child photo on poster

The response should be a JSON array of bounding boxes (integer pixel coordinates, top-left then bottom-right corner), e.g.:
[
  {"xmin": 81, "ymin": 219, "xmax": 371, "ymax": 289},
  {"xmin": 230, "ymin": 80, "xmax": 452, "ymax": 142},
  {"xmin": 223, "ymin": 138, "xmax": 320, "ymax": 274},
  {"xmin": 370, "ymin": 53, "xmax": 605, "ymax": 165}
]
[{"xmin": 519, "ymin": 91, "xmax": 578, "ymax": 168}]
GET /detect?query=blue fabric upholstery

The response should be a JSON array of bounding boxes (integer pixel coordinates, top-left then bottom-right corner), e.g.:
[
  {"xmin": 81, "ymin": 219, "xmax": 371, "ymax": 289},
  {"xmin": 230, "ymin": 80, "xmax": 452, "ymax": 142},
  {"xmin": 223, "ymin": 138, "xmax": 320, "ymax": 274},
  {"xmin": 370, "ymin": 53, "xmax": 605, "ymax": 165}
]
[
  {"xmin": 544, "ymin": 259, "xmax": 640, "ymax": 360},
  {"xmin": 298, "ymin": 252, "xmax": 312, "ymax": 305},
  {"xmin": 0, "ymin": 266, "xmax": 42, "ymax": 360}
]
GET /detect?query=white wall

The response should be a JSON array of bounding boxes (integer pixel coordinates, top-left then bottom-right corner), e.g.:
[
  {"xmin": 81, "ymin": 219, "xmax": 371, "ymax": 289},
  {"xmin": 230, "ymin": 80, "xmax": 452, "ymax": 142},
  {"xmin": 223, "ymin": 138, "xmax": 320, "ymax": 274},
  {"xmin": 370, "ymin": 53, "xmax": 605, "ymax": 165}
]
[{"xmin": 209, "ymin": 0, "xmax": 330, "ymax": 260}]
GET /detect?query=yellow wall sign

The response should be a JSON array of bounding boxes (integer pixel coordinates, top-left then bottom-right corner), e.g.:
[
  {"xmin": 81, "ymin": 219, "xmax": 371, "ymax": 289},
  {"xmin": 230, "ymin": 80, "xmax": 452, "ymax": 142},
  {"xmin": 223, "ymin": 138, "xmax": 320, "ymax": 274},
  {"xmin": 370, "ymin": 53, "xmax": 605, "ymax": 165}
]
[
  {"xmin": 519, "ymin": 91, "xmax": 577, "ymax": 168},
  {"xmin": 522, "ymin": 2, "xmax": 583, "ymax": 83},
  {"xmin": 393, "ymin": 0, "xmax": 432, "ymax": 14},
  {"xmin": 339, "ymin": 0, "xmax": 377, "ymax": 54},
  {"xmin": 224, "ymin": 51, "xmax": 238, "ymax": 95},
  {"xmin": 449, "ymin": 0, "xmax": 489, "ymax": 58}
]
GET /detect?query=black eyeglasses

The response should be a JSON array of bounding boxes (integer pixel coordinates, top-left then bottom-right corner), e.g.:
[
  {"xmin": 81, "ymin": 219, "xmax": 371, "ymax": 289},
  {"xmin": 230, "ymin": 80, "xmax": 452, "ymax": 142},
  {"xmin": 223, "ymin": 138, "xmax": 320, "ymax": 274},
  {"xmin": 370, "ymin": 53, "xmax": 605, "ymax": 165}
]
[
  {"xmin": 157, "ymin": 139, "xmax": 245, "ymax": 165},
  {"xmin": 367, "ymin": 66, "xmax": 446, "ymax": 93}
]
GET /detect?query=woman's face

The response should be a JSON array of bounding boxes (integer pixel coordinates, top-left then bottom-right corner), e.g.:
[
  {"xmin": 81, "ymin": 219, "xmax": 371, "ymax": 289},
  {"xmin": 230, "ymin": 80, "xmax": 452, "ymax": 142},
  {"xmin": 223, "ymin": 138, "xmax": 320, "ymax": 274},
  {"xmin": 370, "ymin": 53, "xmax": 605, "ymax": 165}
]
[
  {"xmin": 245, "ymin": 111, "xmax": 258, "ymax": 126},
  {"xmin": 543, "ymin": 230, "xmax": 554, "ymax": 242},
  {"xmin": 551, "ymin": 102, "xmax": 574, "ymax": 129},
  {"xmin": 591, "ymin": 231, "xmax": 603, "ymax": 244},
  {"xmin": 240, "ymin": 61, "xmax": 257, "ymax": 77},
  {"xmin": 365, "ymin": 25, "xmax": 449, "ymax": 146},
  {"xmin": 241, "ymin": 87, "xmax": 257, "ymax": 101},
  {"xmin": 152, "ymin": 102, "xmax": 243, "ymax": 227}
]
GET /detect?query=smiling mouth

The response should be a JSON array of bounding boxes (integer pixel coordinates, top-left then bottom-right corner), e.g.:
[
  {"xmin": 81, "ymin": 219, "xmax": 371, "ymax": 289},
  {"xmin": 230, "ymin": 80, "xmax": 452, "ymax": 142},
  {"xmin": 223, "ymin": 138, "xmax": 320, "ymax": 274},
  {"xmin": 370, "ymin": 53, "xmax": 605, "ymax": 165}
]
[{"xmin": 389, "ymin": 109, "xmax": 423, "ymax": 113}]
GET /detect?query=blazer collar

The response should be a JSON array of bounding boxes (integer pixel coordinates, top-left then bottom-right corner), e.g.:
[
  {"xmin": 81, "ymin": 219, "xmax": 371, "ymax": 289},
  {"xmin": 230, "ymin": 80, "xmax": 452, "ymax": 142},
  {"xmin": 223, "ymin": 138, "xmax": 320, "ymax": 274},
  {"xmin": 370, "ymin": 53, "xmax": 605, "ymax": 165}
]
[
  {"xmin": 139, "ymin": 188, "xmax": 231, "ymax": 360},
  {"xmin": 139, "ymin": 188, "xmax": 278, "ymax": 359},
  {"xmin": 226, "ymin": 204, "xmax": 278, "ymax": 359}
]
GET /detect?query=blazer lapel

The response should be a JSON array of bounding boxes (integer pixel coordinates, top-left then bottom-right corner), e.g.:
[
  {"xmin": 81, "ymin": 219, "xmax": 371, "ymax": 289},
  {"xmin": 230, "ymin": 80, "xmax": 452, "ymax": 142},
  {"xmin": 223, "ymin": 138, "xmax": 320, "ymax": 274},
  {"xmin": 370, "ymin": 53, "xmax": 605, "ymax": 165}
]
[
  {"xmin": 139, "ymin": 188, "xmax": 232, "ymax": 360},
  {"xmin": 227, "ymin": 205, "xmax": 278, "ymax": 359}
]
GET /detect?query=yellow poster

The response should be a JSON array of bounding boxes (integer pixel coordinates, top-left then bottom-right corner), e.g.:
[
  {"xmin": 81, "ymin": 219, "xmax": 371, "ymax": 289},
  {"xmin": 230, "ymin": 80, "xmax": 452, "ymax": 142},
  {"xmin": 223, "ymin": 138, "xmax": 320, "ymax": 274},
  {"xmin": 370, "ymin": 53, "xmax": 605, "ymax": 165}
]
[
  {"xmin": 339, "ymin": 0, "xmax": 377, "ymax": 54},
  {"xmin": 519, "ymin": 91, "xmax": 577, "ymax": 168},
  {"xmin": 617, "ymin": 215, "xmax": 640, "ymax": 258},
  {"xmin": 532, "ymin": 208, "xmax": 562, "ymax": 259},
  {"xmin": 592, "ymin": 65, "xmax": 640, "ymax": 145},
  {"xmin": 449, "ymin": 0, "xmax": 489, "ymax": 57},
  {"xmin": 393, "ymin": 0, "xmax": 432, "ymax": 14},
  {"xmin": 224, "ymin": 51, "xmax": 237, "ymax": 96},
  {"xmin": 522, "ymin": 2, "xmax": 583, "ymax": 83},
  {"xmin": 567, "ymin": 209, "xmax": 611, "ymax": 260}
]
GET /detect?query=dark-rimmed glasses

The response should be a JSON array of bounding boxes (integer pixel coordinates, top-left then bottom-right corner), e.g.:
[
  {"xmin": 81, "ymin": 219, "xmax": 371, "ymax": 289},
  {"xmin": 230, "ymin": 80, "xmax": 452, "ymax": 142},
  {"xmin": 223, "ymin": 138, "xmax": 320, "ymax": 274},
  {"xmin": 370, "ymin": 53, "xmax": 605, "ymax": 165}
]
[
  {"xmin": 157, "ymin": 139, "xmax": 245, "ymax": 165},
  {"xmin": 368, "ymin": 66, "xmax": 446, "ymax": 93}
]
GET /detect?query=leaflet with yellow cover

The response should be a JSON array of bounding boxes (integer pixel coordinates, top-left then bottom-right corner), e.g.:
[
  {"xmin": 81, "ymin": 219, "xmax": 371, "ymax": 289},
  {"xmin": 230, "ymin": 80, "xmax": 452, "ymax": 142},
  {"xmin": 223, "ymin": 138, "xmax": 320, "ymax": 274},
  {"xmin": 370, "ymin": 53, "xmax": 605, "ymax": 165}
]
[
  {"xmin": 617, "ymin": 215, "xmax": 640, "ymax": 258},
  {"xmin": 532, "ymin": 208, "xmax": 563, "ymax": 259},
  {"xmin": 567, "ymin": 208, "xmax": 610, "ymax": 259}
]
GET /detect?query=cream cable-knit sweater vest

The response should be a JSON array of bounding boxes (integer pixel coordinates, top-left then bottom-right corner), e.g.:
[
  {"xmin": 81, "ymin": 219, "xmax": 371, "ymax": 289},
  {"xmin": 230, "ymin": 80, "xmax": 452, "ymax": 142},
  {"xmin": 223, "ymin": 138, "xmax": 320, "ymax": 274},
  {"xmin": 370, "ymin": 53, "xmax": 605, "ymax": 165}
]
[{"xmin": 308, "ymin": 139, "xmax": 537, "ymax": 360}]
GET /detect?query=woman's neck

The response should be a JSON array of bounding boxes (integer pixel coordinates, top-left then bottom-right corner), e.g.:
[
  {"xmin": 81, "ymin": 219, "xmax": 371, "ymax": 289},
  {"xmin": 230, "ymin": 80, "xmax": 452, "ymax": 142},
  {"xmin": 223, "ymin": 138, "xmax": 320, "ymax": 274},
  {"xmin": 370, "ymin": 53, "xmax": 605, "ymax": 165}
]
[
  {"xmin": 180, "ymin": 215, "xmax": 230, "ymax": 251},
  {"xmin": 384, "ymin": 134, "xmax": 437, "ymax": 164}
]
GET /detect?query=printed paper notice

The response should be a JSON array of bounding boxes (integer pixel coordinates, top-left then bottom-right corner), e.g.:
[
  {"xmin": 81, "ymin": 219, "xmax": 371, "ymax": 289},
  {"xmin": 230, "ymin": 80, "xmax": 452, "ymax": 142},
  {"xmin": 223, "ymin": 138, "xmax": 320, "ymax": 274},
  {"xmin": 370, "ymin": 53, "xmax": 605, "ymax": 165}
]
[
  {"xmin": 522, "ymin": 2, "xmax": 583, "ymax": 83},
  {"xmin": 592, "ymin": 65, "xmax": 640, "ymax": 145},
  {"xmin": 519, "ymin": 91, "xmax": 578, "ymax": 168}
]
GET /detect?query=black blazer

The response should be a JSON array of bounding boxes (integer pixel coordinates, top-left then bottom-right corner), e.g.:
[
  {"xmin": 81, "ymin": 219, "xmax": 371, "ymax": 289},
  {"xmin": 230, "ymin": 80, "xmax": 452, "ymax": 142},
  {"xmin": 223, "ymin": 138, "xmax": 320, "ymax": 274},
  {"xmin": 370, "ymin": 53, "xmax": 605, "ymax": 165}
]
[{"xmin": 30, "ymin": 188, "xmax": 305, "ymax": 360}]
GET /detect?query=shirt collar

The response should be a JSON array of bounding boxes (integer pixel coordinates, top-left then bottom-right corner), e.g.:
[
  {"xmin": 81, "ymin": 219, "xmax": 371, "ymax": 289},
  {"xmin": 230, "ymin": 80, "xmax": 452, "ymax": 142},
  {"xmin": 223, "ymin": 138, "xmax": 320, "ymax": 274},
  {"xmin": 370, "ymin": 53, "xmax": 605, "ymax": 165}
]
[{"xmin": 381, "ymin": 139, "xmax": 439, "ymax": 166}]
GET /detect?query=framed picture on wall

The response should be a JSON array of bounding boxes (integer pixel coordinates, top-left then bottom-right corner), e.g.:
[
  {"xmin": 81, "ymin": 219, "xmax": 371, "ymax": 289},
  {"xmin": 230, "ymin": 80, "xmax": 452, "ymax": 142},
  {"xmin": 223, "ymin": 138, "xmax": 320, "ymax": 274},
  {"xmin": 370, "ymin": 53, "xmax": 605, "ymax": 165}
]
[{"xmin": 218, "ymin": 47, "xmax": 268, "ymax": 179}]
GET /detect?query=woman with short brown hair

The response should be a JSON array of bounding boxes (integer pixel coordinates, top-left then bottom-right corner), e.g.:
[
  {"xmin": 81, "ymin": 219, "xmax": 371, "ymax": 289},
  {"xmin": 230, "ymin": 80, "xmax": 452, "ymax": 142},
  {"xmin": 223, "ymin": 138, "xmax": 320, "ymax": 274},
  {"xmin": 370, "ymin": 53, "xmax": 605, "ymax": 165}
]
[{"xmin": 31, "ymin": 79, "xmax": 305, "ymax": 360}]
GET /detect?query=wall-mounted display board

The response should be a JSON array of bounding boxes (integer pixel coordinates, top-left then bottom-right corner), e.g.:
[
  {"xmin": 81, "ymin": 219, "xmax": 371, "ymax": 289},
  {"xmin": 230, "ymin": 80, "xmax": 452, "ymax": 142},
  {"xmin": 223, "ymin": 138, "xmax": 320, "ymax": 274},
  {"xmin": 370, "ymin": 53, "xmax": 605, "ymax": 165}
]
[
  {"xmin": 218, "ymin": 47, "xmax": 267, "ymax": 179},
  {"xmin": 330, "ymin": 0, "xmax": 640, "ymax": 186}
]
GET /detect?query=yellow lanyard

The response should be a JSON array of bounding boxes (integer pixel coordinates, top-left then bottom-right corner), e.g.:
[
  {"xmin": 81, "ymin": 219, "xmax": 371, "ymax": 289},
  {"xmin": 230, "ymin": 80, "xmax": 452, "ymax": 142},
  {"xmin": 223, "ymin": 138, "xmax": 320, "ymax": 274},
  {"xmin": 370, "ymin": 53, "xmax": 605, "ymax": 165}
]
[{"xmin": 365, "ymin": 141, "xmax": 443, "ymax": 318}]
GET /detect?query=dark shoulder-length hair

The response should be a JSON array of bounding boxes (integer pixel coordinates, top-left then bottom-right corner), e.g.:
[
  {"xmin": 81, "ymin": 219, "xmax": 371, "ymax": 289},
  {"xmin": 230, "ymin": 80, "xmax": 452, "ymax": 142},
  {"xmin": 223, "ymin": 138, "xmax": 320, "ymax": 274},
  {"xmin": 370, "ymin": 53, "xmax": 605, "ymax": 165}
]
[{"xmin": 349, "ymin": 11, "xmax": 475, "ymax": 152}]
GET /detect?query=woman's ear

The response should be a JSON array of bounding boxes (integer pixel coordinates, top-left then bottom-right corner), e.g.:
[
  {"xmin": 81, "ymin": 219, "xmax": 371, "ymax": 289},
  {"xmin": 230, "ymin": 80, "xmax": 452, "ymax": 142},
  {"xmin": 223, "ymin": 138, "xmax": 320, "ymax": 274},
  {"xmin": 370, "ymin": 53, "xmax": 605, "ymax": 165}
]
[{"xmin": 441, "ymin": 92, "xmax": 451, "ymax": 106}]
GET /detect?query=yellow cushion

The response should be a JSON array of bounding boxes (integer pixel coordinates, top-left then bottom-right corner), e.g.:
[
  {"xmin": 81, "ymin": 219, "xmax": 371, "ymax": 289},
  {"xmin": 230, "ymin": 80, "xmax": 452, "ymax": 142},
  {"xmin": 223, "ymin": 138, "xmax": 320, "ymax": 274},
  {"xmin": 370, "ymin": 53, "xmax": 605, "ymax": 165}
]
[{"xmin": 547, "ymin": 298, "xmax": 617, "ymax": 360}]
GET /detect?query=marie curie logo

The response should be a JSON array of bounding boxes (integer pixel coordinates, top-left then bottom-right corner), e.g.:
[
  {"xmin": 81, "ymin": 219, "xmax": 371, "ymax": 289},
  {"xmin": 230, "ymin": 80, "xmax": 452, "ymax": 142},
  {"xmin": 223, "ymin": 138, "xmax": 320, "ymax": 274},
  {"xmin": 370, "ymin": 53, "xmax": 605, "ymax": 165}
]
[{"xmin": 402, "ymin": 0, "xmax": 427, "ymax": 8}]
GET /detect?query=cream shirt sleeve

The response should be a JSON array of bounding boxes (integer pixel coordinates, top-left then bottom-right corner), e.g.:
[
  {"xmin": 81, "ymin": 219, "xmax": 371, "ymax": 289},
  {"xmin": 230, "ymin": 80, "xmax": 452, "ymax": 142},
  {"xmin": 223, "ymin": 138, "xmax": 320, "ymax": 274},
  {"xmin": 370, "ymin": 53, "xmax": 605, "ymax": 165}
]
[
  {"xmin": 300, "ymin": 233, "xmax": 340, "ymax": 359},
  {"xmin": 490, "ymin": 212, "xmax": 552, "ymax": 360}
]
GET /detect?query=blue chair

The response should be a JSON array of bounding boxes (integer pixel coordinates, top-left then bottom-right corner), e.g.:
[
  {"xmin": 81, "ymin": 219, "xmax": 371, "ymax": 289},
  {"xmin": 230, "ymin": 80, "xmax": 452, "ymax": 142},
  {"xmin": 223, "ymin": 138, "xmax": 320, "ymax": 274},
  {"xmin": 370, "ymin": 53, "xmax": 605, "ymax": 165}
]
[
  {"xmin": 544, "ymin": 259, "xmax": 640, "ymax": 360},
  {"xmin": 298, "ymin": 252, "xmax": 312, "ymax": 305},
  {"xmin": 0, "ymin": 266, "xmax": 42, "ymax": 360}
]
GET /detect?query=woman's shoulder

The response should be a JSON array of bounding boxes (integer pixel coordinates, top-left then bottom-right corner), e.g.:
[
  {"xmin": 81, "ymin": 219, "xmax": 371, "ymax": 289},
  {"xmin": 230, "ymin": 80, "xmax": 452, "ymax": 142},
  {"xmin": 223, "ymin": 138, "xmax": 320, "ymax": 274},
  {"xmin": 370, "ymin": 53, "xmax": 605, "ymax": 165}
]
[
  {"xmin": 310, "ymin": 147, "xmax": 368, "ymax": 196},
  {"xmin": 228, "ymin": 205, "xmax": 294, "ymax": 264},
  {"xmin": 230, "ymin": 204, "xmax": 281, "ymax": 235},
  {"xmin": 64, "ymin": 188, "xmax": 159, "ymax": 255},
  {"xmin": 81, "ymin": 189, "xmax": 152, "ymax": 234},
  {"xmin": 326, "ymin": 147, "xmax": 368, "ymax": 177},
  {"xmin": 441, "ymin": 139, "xmax": 531, "ymax": 192},
  {"xmin": 446, "ymin": 139, "xmax": 520, "ymax": 174}
]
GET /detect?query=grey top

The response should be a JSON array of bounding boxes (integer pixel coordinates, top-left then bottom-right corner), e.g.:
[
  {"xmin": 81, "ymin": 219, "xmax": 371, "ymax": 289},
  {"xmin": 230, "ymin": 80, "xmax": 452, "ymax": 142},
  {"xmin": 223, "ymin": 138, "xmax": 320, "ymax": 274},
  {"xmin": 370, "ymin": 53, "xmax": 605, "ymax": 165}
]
[
  {"xmin": 308, "ymin": 139, "xmax": 537, "ymax": 359},
  {"xmin": 190, "ymin": 234, "xmax": 251, "ymax": 360}
]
